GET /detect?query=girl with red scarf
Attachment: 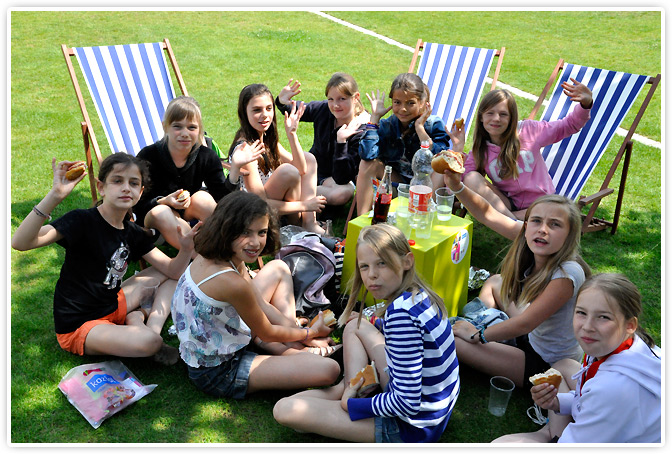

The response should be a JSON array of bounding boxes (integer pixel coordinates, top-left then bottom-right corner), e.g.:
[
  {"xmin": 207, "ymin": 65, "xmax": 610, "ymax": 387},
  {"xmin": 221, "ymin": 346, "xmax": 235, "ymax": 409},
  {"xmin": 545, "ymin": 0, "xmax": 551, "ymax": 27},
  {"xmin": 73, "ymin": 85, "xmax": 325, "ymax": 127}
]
[{"xmin": 494, "ymin": 274, "xmax": 661, "ymax": 443}]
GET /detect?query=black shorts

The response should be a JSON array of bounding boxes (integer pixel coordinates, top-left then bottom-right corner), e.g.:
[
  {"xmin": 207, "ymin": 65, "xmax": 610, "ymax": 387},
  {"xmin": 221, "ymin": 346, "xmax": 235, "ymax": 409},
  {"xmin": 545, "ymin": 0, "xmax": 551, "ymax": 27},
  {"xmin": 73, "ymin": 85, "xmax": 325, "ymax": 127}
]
[{"xmin": 516, "ymin": 334, "xmax": 550, "ymax": 391}]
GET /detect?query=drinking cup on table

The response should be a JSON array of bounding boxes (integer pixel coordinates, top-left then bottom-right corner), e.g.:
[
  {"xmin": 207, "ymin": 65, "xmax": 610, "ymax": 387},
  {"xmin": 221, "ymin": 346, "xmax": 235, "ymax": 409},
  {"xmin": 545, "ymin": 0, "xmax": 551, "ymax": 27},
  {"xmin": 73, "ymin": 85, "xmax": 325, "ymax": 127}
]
[
  {"xmin": 396, "ymin": 184, "xmax": 410, "ymax": 219},
  {"xmin": 435, "ymin": 187, "xmax": 455, "ymax": 222},
  {"xmin": 488, "ymin": 376, "xmax": 515, "ymax": 416}
]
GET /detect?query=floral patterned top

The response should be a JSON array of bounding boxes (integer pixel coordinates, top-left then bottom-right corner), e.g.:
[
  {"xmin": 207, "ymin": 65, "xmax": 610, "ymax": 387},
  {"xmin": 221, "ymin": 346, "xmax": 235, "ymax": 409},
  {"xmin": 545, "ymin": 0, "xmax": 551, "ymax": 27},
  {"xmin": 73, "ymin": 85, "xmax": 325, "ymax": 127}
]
[{"xmin": 171, "ymin": 263, "xmax": 252, "ymax": 368}]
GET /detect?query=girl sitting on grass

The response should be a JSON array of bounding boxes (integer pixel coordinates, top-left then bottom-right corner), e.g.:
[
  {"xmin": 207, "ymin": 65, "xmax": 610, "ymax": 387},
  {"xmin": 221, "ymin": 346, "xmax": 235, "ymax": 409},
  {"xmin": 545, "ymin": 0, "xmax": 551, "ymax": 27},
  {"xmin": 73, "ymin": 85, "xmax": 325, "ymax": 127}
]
[
  {"xmin": 12, "ymin": 154, "xmax": 200, "ymax": 365},
  {"xmin": 228, "ymin": 84, "xmax": 326, "ymax": 234},
  {"xmin": 170, "ymin": 191, "xmax": 341, "ymax": 399},
  {"xmin": 135, "ymin": 96, "xmax": 261, "ymax": 250},
  {"xmin": 461, "ymin": 83, "xmax": 592, "ymax": 220},
  {"xmin": 273, "ymin": 224, "xmax": 460, "ymax": 443},
  {"xmin": 494, "ymin": 274, "xmax": 661, "ymax": 443},
  {"xmin": 356, "ymin": 72, "xmax": 451, "ymax": 216},
  {"xmin": 275, "ymin": 73, "xmax": 369, "ymax": 207}
]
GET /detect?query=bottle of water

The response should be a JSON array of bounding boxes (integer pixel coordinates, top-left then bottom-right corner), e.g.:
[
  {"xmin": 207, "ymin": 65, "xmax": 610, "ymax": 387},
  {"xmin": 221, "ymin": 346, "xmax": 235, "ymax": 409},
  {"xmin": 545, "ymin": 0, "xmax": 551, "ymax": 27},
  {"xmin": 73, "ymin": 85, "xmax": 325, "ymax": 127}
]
[{"xmin": 409, "ymin": 141, "xmax": 434, "ymax": 236}]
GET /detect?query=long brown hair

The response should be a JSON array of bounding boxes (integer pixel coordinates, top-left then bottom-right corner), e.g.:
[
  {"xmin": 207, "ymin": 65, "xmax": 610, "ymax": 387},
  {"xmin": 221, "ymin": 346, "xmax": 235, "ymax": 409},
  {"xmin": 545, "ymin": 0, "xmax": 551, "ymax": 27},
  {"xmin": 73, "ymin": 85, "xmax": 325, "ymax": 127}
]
[
  {"xmin": 577, "ymin": 274, "xmax": 656, "ymax": 349},
  {"xmin": 228, "ymin": 84, "xmax": 281, "ymax": 174},
  {"xmin": 499, "ymin": 194, "xmax": 591, "ymax": 309},
  {"xmin": 325, "ymin": 72, "xmax": 365, "ymax": 117},
  {"xmin": 472, "ymin": 89, "xmax": 520, "ymax": 179},
  {"xmin": 337, "ymin": 223, "xmax": 445, "ymax": 327}
]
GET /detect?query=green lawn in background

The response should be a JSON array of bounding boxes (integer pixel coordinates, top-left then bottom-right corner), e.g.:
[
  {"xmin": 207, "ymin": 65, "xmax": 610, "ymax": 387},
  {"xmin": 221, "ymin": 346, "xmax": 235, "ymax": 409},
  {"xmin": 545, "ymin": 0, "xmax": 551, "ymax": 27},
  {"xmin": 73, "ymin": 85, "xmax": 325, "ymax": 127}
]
[{"xmin": 10, "ymin": 9, "xmax": 662, "ymax": 444}]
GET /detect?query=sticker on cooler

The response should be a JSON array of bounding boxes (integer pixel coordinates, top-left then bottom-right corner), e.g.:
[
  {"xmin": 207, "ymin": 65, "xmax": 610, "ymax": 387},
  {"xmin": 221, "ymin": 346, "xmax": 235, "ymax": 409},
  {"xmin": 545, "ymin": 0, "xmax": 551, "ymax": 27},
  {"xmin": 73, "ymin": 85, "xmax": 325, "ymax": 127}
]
[
  {"xmin": 451, "ymin": 229, "xmax": 470, "ymax": 264},
  {"xmin": 409, "ymin": 185, "xmax": 432, "ymax": 213}
]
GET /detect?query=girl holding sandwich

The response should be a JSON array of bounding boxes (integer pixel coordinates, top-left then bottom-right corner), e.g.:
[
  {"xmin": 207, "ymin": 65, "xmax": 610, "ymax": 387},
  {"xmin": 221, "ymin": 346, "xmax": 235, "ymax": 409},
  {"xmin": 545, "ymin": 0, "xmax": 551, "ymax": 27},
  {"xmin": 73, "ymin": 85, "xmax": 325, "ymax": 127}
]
[{"xmin": 273, "ymin": 223, "xmax": 460, "ymax": 443}]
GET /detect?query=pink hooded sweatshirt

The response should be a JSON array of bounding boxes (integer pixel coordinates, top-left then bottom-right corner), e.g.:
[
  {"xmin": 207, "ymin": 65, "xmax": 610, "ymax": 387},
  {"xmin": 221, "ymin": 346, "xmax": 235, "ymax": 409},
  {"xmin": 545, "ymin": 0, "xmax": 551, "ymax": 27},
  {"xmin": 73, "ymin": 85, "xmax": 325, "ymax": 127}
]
[{"xmin": 463, "ymin": 105, "xmax": 591, "ymax": 209}]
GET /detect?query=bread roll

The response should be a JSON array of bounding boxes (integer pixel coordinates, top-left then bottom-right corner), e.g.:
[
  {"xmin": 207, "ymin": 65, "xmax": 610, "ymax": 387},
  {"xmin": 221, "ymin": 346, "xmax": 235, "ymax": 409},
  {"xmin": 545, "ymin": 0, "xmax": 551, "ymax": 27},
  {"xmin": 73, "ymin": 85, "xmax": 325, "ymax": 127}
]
[
  {"xmin": 431, "ymin": 150, "xmax": 465, "ymax": 174},
  {"xmin": 453, "ymin": 117, "xmax": 465, "ymax": 129},
  {"xmin": 176, "ymin": 190, "xmax": 190, "ymax": 203},
  {"xmin": 65, "ymin": 162, "xmax": 86, "ymax": 181},
  {"xmin": 350, "ymin": 361, "xmax": 380, "ymax": 397},
  {"xmin": 308, "ymin": 309, "xmax": 337, "ymax": 328},
  {"xmin": 529, "ymin": 368, "xmax": 562, "ymax": 388}
]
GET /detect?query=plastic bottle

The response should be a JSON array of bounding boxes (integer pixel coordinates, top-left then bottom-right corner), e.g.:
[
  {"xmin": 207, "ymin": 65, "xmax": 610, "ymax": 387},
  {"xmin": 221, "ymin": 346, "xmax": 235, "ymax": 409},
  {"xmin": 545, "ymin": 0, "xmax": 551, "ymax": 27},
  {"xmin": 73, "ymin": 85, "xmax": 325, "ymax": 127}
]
[
  {"xmin": 372, "ymin": 166, "xmax": 393, "ymax": 225},
  {"xmin": 408, "ymin": 140, "xmax": 434, "ymax": 236}
]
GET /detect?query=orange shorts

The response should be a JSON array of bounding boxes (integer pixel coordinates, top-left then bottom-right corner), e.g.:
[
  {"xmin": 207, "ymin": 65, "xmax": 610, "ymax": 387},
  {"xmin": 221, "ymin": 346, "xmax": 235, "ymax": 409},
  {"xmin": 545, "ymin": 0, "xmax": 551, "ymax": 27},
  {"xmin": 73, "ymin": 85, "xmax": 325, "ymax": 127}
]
[{"xmin": 56, "ymin": 289, "xmax": 127, "ymax": 356}]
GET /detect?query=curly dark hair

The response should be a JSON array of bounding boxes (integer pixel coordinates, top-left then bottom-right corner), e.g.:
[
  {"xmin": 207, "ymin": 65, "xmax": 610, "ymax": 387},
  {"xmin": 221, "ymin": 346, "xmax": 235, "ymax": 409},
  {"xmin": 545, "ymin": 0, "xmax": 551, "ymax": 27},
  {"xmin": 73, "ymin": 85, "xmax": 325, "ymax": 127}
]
[{"xmin": 194, "ymin": 191, "xmax": 280, "ymax": 262}]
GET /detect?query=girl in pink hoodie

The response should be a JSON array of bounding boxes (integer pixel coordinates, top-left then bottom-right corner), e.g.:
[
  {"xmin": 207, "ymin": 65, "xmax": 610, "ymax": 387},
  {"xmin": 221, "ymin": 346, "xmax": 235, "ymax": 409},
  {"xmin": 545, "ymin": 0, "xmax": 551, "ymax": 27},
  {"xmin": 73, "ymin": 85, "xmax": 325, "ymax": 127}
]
[{"xmin": 460, "ymin": 83, "xmax": 592, "ymax": 220}]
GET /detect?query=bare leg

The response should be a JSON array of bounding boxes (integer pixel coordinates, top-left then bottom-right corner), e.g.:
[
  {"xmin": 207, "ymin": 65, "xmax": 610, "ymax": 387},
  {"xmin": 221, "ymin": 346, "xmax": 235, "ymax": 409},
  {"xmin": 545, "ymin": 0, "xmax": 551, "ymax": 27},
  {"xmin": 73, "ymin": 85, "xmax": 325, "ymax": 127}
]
[
  {"xmin": 274, "ymin": 395, "xmax": 375, "ymax": 442},
  {"xmin": 183, "ymin": 190, "xmax": 216, "ymax": 222},
  {"xmin": 342, "ymin": 318, "xmax": 388, "ymax": 387},
  {"xmin": 355, "ymin": 159, "xmax": 384, "ymax": 216},
  {"xmin": 463, "ymin": 171, "xmax": 517, "ymax": 219},
  {"xmin": 454, "ymin": 336, "xmax": 526, "ymax": 388},
  {"xmin": 251, "ymin": 259, "xmax": 297, "ymax": 323},
  {"xmin": 298, "ymin": 152, "xmax": 324, "ymax": 234},
  {"xmin": 247, "ymin": 352, "xmax": 340, "ymax": 393},
  {"xmin": 317, "ymin": 177, "xmax": 355, "ymax": 206},
  {"xmin": 144, "ymin": 205, "xmax": 193, "ymax": 250}
]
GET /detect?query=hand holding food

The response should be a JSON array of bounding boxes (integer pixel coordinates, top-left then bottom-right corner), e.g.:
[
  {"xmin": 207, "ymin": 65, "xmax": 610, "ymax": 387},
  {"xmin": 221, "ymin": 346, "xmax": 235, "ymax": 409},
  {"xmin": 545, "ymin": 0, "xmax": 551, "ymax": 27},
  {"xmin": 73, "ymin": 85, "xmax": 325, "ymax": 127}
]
[
  {"xmin": 65, "ymin": 161, "xmax": 87, "ymax": 181},
  {"xmin": 431, "ymin": 149, "xmax": 465, "ymax": 174},
  {"xmin": 529, "ymin": 368, "xmax": 562, "ymax": 388},
  {"xmin": 309, "ymin": 309, "xmax": 337, "ymax": 328},
  {"xmin": 350, "ymin": 361, "xmax": 380, "ymax": 398},
  {"xmin": 176, "ymin": 189, "xmax": 190, "ymax": 203}
]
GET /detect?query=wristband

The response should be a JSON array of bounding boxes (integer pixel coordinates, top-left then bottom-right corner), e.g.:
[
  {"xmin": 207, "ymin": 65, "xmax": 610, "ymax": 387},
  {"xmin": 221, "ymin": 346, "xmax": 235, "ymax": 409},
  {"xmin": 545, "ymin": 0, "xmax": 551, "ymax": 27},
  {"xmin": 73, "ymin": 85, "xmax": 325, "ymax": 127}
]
[
  {"xmin": 478, "ymin": 327, "xmax": 488, "ymax": 344},
  {"xmin": 365, "ymin": 122, "xmax": 379, "ymax": 129},
  {"xmin": 304, "ymin": 327, "xmax": 310, "ymax": 341},
  {"xmin": 451, "ymin": 182, "xmax": 466, "ymax": 194},
  {"xmin": 32, "ymin": 205, "xmax": 52, "ymax": 221}
]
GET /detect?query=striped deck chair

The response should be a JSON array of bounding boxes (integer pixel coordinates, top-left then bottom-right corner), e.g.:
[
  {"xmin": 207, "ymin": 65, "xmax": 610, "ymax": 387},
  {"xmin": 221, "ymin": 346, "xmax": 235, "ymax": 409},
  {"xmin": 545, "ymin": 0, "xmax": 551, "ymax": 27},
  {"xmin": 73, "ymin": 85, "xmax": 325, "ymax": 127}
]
[
  {"xmin": 409, "ymin": 39, "xmax": 505, "ymax": 139},
  {"xmin": 528, "ymin": 60, "xmax": 660, "ymax": 234},
  {"xmin": 343, "ymin": 40, "xmax": 505, "ymax": 235},
  {"xmin": 62, "ymin": 39, "xmax": 188, "ymax": 202}
]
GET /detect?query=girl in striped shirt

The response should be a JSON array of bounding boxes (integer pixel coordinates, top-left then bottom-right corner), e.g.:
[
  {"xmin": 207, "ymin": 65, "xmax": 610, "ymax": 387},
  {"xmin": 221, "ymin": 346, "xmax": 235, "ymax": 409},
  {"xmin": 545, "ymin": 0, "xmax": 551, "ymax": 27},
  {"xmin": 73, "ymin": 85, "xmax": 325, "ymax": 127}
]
[{"xmin": 274, "ymin": 224, "xmax": 460, "ymax": 442}]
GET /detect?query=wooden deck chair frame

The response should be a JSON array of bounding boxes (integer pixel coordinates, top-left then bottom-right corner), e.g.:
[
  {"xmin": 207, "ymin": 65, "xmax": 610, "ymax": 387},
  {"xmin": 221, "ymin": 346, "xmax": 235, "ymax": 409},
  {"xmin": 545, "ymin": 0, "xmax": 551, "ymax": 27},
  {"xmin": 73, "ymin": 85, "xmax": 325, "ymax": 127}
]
[
  {"xmin": 528, "ymin": 59, "xmax": 660, "ymax": 234},
  {"xmin": 343, "ymin": 39, "xmax": 505, "ymax": 235},
  {"xmin": 62, "ymin": 38, "xmax": 188, "ymax": 203}
]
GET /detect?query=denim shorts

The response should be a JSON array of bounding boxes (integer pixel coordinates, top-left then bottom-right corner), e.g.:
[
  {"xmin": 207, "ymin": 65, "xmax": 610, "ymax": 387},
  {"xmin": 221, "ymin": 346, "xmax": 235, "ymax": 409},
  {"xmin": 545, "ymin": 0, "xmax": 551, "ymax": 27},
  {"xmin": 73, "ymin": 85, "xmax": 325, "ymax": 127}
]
[
  {"xmin": 186, "ymin": 347, "xmax": 257, "ymax": 399},
  {"xmin": 374, "ymin": 415, "xmax": 404, "ymax": 443}
]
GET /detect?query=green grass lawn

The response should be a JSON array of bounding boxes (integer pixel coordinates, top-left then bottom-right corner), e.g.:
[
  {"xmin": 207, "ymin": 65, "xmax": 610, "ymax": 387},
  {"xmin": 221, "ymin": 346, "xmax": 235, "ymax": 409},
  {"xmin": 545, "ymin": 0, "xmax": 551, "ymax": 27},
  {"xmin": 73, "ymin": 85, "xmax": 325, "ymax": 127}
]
[{"xmin": 9, "ymin": 9, "xmax": 661, "ymax": 444}]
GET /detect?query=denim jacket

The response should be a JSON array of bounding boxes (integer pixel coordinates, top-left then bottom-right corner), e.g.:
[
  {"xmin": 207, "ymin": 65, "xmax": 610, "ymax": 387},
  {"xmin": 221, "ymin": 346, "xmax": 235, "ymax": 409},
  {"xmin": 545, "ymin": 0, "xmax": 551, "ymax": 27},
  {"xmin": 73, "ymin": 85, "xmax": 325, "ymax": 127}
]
[{"xmin": 359, "ymin": 114, "xmax": 451, "ymax": 176}]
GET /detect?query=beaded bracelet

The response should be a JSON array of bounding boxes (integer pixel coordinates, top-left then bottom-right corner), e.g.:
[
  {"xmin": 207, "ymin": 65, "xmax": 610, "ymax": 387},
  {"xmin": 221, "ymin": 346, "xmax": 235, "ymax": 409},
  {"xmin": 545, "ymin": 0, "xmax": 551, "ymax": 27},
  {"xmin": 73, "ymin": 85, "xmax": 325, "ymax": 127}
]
[
  {"xmin": 478, "ymin": 327, "xmax": 489, "ymax": 344},
  {"xmin": 365, "ymin": 122, "xmax": 379, "ymax": 129},
  {"xmin": 32, "ymin": 205, "xmax": 52, "ymax": 221}
]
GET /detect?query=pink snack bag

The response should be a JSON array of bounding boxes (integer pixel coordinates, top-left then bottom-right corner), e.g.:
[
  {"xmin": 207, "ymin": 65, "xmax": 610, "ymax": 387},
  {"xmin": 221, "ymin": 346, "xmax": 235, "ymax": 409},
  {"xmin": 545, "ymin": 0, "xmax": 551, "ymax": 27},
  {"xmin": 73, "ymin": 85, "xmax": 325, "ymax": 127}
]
[{"xmin": 58, "ymin": 360, "xmax": 157, "ymax": 429}]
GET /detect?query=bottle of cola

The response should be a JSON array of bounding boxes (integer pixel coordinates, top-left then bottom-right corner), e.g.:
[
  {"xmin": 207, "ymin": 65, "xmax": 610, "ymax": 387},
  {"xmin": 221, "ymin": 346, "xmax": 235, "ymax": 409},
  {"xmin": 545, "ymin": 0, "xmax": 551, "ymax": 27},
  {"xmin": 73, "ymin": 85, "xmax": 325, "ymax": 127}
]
[{"xmin": 372, "ymin": 166, "xmax": 393, "ymax": 225}]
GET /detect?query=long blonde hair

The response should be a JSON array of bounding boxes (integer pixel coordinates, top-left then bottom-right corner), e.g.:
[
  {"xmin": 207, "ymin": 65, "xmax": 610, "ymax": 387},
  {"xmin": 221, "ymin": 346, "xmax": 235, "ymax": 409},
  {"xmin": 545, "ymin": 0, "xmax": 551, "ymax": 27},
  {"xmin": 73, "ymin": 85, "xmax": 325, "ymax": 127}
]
[
  {"xmin": 337, "ymin": 224, "xmax": 445, "ymax": 327},
  {"xmin": 472, "ymin": 89, "xmax": 520, "ymax": 179},
  {"xmin": 500, "ymin": 194, "xmax": 591, "ymax": 309}
]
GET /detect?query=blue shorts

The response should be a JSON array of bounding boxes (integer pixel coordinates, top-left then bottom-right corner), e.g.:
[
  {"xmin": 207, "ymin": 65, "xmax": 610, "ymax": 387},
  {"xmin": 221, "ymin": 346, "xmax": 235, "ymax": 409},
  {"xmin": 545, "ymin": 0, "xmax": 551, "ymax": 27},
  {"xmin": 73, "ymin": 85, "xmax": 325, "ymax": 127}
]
[
  {"xmin": 186, "ymin": 347, "xmax": 257, "ymax": 399},
  {"xmin": 374, "ymin": 383, "xmax": 404, "ymax": 443},
  {"xmin": 374, "ymin": 415, "xmax": 404, "ymax": 443}
]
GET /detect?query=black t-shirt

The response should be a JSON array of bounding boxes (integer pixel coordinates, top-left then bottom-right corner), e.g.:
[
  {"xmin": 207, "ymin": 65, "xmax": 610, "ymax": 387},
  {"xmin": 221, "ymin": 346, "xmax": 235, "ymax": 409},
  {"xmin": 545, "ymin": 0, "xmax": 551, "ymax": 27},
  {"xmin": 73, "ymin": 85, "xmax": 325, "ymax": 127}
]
[{"xmin": 50, "ymin": 208, "xmax": 155, "ymax": 334}]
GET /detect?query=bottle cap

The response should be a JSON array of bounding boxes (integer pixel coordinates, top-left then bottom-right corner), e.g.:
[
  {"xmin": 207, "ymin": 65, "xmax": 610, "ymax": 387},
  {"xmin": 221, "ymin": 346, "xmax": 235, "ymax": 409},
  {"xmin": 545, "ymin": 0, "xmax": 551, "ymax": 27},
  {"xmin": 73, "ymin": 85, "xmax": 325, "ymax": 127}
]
[{"xmin": 408, "ymin": 239, "xmax": 416, "ymax": 246}]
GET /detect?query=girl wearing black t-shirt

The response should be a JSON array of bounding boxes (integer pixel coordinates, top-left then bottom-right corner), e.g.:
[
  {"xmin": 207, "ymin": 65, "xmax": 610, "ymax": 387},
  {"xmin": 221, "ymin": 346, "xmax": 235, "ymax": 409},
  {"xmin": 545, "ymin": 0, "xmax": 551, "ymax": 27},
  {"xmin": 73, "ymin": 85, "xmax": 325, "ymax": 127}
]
[{"xmin": 12, "ymin": 153, "xmax": 200, "ymax": 365}]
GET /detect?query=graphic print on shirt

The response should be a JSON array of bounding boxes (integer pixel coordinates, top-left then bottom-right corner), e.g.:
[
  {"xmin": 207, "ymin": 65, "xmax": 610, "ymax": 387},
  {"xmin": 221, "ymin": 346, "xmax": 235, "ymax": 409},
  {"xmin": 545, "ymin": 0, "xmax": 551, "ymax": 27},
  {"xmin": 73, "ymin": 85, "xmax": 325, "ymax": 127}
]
[
  {"xmin": 103, "ymin": 242, "xmax": 130, "ymax": 288},
  {"xmin": 488, "ymin": 149, "xmax": 535, "ymax": 183}
]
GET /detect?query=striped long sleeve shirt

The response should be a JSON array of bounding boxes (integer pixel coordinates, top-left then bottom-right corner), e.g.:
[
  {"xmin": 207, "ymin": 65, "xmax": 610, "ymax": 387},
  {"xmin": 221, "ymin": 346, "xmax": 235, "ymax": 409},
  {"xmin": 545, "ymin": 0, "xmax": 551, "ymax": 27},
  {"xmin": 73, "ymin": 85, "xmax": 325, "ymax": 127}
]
[{"xmin": 347, "ymin": 289, "xmax": 460, "ymax": 442}]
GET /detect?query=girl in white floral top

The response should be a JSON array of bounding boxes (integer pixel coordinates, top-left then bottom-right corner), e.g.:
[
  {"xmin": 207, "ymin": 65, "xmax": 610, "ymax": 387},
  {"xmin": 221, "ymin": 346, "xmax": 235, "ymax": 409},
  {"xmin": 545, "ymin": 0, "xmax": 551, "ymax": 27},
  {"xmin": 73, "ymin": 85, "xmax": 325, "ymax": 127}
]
[{"xmin": 171, "ymin": 191, "xmax": 339, "ymax": 399}]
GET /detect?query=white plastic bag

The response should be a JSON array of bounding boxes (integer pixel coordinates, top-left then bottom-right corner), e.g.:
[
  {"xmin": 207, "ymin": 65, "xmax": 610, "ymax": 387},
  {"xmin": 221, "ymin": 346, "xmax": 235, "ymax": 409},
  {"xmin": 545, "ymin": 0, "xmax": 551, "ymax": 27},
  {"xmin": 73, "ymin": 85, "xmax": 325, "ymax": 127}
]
[{"xmin": 58, "ymin": 360, "xmax": 157, "ymax": 429}]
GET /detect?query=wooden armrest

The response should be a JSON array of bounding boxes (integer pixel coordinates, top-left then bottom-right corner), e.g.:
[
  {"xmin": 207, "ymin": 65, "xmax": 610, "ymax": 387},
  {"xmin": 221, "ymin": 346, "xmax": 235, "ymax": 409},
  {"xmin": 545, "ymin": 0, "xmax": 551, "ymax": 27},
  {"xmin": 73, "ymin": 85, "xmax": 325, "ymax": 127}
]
[{"xmin": 578, "ymin": 188, "xmax": 614, "ymax": 207}]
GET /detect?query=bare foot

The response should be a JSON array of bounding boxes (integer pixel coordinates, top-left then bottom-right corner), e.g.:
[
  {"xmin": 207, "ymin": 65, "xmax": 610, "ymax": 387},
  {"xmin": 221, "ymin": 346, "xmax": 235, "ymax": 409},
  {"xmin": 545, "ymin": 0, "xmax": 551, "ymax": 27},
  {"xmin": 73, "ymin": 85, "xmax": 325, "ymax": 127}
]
[
  {"xmin": 303, "ymin": 221, "xmax": 325, "ymax": 236},
  {"xmin": 152, "ymin": 343, "xmax": 179, "ymax": 366}
]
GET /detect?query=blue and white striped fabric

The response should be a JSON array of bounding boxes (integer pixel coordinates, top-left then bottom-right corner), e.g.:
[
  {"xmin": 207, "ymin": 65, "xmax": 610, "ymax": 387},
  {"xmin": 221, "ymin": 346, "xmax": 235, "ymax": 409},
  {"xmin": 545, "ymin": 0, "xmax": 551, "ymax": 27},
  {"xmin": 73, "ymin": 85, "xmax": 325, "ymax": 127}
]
[
  {"xmin": 540, "ymin": 63, "xmax": 649, "ymax": 201},
  {"xmin": 73, "ymin": 42, "xmax": 176, "ymax": 156},
  {"xmin": 416, "ymin": 43, "xmax": 496, "ymax": 139}
]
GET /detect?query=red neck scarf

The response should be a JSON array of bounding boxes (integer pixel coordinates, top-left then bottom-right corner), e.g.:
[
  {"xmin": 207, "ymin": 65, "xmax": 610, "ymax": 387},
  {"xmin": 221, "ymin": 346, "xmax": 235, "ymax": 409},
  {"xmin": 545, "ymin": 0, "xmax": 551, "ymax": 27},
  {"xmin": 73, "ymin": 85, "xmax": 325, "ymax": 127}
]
[{"xmin": 579, "ymin": 337, "xmax": 633, "ymax": 394}]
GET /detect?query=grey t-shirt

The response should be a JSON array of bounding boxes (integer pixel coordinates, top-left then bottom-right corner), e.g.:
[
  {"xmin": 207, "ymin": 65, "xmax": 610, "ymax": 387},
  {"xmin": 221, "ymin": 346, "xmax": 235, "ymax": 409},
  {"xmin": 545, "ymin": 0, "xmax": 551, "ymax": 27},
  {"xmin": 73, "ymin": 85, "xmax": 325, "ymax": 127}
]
[{"xmin": 528, "ymin": 261, "xmax": 586, "ymax": 364}]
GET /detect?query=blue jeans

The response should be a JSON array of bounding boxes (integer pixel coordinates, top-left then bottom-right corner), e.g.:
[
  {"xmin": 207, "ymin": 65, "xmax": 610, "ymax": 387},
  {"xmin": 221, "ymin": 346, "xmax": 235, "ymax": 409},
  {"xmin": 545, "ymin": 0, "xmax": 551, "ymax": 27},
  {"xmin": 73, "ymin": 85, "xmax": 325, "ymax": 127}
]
[
  {"xmin": 187, "ymin": 347, "xmax": 257, "ymax": 399},
  {"xmin": 374, "ymin": 415, "xmax": 404, "ymax": 443}
]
